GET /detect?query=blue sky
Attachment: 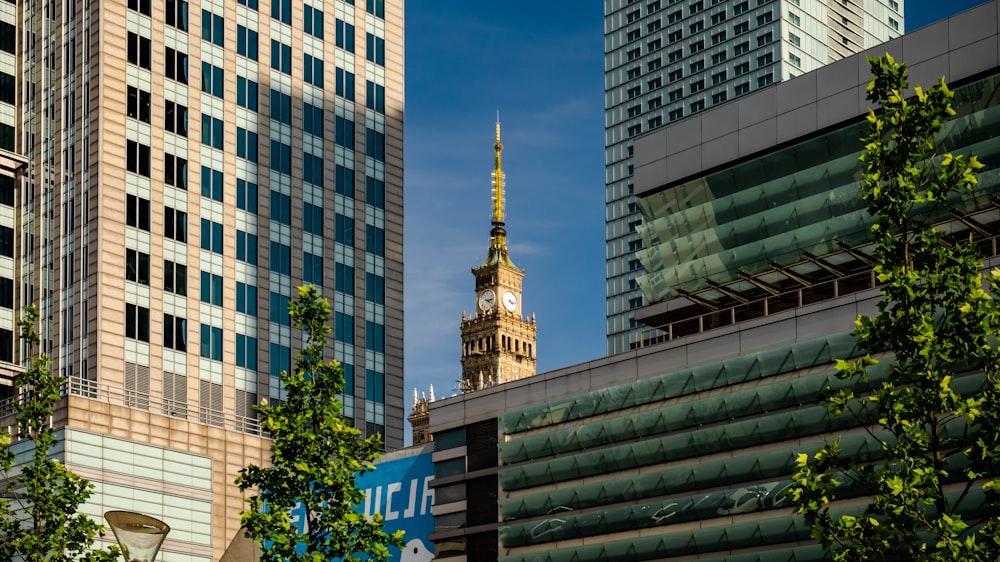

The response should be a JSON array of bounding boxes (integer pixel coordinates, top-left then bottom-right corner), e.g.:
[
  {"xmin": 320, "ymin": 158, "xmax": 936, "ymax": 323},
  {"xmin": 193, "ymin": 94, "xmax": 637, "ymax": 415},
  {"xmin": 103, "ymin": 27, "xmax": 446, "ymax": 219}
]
[{"xmin": 401, "ymin": 0, "xmax": 989, "ymax": 419}]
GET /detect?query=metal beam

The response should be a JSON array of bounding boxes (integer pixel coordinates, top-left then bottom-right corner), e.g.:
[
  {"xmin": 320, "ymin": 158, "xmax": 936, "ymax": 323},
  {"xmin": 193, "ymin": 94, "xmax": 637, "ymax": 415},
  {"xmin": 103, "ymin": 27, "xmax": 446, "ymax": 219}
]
[{"xmin": 738, "ymin": 270, "xmax": 782, "ymax": 295}]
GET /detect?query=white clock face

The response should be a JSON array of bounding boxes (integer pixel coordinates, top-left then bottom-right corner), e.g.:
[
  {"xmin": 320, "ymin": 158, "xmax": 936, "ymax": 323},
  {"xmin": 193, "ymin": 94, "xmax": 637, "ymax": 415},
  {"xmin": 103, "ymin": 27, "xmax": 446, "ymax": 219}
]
[
  {"xmin": 503, "ymin": 291, "xmax": 518, "ymax": 311},
  {"xmin": 478, "ymin": 289, "xmax": 496, "ymax": 311}
]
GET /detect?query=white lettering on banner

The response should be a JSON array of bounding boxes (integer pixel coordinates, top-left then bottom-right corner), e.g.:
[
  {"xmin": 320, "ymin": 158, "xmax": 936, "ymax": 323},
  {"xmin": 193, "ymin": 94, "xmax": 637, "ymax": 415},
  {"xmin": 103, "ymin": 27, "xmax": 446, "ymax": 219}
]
[{"xmin": 364, "ymin": 476, "xmax": 435, "ymax": 520}]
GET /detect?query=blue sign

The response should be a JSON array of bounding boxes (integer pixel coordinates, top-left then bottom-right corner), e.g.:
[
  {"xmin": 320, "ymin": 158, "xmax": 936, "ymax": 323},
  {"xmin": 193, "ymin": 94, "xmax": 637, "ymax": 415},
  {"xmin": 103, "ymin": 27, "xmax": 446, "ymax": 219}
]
[{"xmin": 358, "ymin": 450, "xmax": 435, "ymax": 562}]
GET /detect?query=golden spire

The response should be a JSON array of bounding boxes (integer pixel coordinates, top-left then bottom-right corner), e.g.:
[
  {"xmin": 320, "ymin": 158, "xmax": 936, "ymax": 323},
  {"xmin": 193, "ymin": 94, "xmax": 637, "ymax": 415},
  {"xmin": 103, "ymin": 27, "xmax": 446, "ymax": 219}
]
[{"xmin": 484, "ymin": 117, "xmax": 515, "ymax": 267}]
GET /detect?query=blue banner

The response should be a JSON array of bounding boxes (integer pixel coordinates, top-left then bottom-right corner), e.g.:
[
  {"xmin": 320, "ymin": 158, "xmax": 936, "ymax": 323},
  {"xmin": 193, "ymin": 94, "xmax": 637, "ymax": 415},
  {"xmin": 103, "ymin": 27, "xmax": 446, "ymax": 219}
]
[{"xmin": 357, "ymin": 450, "xmax": 435, "ymax": 562}]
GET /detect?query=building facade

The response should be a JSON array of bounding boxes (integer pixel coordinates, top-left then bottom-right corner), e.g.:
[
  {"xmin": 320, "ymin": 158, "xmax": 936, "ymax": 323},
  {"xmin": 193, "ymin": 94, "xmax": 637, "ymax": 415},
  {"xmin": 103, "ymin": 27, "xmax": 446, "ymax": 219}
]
[
  {"xmin": 0, "ymin": 0, "xmax": 404, "ymax": 559},
  {"xmin": 429, "ymin": 2, "xmax": 1000, "ymax": 559},
  {"xmin": 604, "ymin": 0, "xmax": 904, "ymax": 354}
]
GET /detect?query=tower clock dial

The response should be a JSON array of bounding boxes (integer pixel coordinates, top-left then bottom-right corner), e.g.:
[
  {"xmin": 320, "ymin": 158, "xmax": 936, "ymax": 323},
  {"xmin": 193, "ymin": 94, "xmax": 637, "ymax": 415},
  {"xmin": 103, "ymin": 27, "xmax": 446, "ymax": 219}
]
[
  {"xmin": 478, "ymin": 289, "xmax": 496, "ymax": 311},
  {"xmin": 502, "ymin": 291, "xmax": 518, "ymax": 311}
]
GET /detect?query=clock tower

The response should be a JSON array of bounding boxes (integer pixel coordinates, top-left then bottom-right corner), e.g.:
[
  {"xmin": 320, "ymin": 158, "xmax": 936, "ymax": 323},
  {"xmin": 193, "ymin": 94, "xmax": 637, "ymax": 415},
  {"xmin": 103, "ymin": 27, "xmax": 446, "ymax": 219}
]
[{"xmin": 459, "ymin": 121, "xmax": 537, "ymax": 392}]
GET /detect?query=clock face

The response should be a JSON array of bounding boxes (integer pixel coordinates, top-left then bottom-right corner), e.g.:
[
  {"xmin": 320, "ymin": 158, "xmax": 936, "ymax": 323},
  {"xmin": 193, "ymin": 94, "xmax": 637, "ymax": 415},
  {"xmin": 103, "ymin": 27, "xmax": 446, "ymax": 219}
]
[
  {"xmin": 503, "ymin": 291, "xmax": 518, "ymax": 311},
  {"xmin": 478, "ymin": 289, "xmax": 496, "ymax": 311}
]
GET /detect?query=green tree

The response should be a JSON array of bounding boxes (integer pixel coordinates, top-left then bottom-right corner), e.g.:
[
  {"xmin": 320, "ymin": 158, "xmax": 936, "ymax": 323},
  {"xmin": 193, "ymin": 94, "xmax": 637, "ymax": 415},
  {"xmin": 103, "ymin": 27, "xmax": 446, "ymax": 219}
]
[
  {"xmin": 0, "ymin": 306, "xmax": 119, "ymax": 562},
  {"xmin": 236, "ymin": 285, "xmax": 404, "ymax": 562},
  {"xmin": 788, "ymin": 55, "xmax": 1000, "ymax": 560}
]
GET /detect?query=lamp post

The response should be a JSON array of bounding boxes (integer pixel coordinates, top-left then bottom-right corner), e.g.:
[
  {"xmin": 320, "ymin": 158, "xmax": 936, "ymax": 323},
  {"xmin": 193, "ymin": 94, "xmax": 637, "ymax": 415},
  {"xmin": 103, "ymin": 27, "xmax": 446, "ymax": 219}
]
[{"xmin": 104, "ymin": 511, "xmax": 170, "ymax": 562}]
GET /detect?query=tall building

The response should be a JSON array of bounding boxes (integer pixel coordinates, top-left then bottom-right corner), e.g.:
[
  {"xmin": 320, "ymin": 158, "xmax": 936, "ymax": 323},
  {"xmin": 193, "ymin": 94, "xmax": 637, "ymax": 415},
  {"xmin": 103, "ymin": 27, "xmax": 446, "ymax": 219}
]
[
  {"xmin": 458, "ymin": 122, "xmax": 536, "ymax": 391},
  {"xmin": 0, "ymin": 0, "xmax": 404, "ymax": 559},
  {"xmin": 604, "ymin": 0, "xmax": 904, "ymax": 354}
]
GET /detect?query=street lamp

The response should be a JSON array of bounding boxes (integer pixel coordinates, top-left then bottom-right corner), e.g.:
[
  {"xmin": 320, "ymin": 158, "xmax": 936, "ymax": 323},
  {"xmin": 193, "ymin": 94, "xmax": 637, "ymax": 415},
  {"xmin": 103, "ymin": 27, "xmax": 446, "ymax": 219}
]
[{"xmin": 104, "ymin": 511, "xmax": 170, "ymax": 562}]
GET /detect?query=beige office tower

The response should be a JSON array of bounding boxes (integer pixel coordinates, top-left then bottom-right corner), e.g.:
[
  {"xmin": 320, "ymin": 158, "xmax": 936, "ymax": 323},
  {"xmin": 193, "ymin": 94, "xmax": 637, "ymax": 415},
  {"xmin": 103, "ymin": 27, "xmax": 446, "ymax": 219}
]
[{"xmin": 0, "ymin": 0, "xmax": 404, "ymax": 559}]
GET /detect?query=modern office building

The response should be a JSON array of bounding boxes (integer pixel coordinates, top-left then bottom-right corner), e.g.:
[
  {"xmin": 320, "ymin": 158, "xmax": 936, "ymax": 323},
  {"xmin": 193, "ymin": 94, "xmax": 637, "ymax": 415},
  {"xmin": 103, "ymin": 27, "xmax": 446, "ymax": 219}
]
[
  {"xmin": 429, "ymin": 2, "xmax": 1000, "ymax": 559},
  {"xmin": 604, "ymin": 0, "xmax": 904, "ymax": 354},
  {"xmin": 0, "ymin": 0, "xmax": 404, "ymax": 560}
]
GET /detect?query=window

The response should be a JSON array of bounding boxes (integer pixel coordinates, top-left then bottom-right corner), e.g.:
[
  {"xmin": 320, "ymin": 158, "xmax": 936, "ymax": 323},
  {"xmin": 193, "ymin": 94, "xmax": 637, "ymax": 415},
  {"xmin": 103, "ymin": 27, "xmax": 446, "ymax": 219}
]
[
  {"xmin": 165, "ymin": 207, "xmax": 188, "ymax": 242},
  {"xmin": 667, "ymin": 30, "xmax": 682, "ymax": 43},
  {"xmin": 690, "ymin": 80, "xmax": 704, "ymax": 93},
  {"xmin": 201, "ymin": 166, "xmax": 224, "ymax": 201},
  {"xmin": 711, "ymin": 30, "xmax": 726, "ymax": 44},
  {"xmin": 628, "ymin": 124, "xmax": 642, "ymax": 138},
  {"xmin": 0, "ymin": 73, "xmax": 13, "ymax": 105},
  {"xmin": 690, "ymin": 1, "xmax": 703, "ymax": 13},
  {"xmin": 124, "ymin": 141, "xmax": 152, "ymax": 179},
  {"xmin": 237, "ymin": 128, "xmax": 258, "ymax": 163},
  {"xmin": 668, "ymin": 49, "xmax": 682, "ymax": 62},
  {"xmin": 712, "ymin": 51, "xmax": 727, "ymax": 64},
  {"xmin": 126, "ymin": 304, "xmax": 151, "ymax": 342},
  {"xmin": 733, "ymin": 21, "xmax": 749, "ymax": 35},
  {"xmin": 128, "ymin": 32, "xmax": 151, "ymax": 69},
  {"xmin": 126, "ymin": 249, "xmax": 150, "ymax": 285},
  {"xmin": 627, "ymin": 29, "xmax": 641, "ymax": 42},
  {"xmin": 789, "ymin": 32, "xmax": 801, "ymax": 46},
  {"xmin": 237, "ymin": 25, "xmax": 259, "ymax": 60},
  {"xmin": 201, "ymin": 62, "xmax": 224, "ymax": 98},
  {"xmin": 735, "ymin": 61, "xmax": 750, "ymax": 75},
  {"xmin": 889, "ymin": 0, "xmax": 899, "ymax": 10},
  {"xmin": 236, "ymin": 231, "xmax": 258, "ymax": 264},
  {"xmin": 712, "ymin": 91, "xmax": 728, "ymax": 104},
  {"xmin": 647, "ymin": 58, "xmax": 662, "ymax": 71},
  {"xmin": 648, "ymin": 19, "xmax": 662, "ymax": 32},
  {"xmin": 648, "ymin": 96, "xmax": 663, "ymax": 109},
  {"xmin": 758, "ymin": 52, "xmax": 773, "ymax": 66},
  {"xmin": 629, "ymin": 297, "xmax": 643, "ymax": 309},
  {"xmin": 164, "ymin": 314, "xmax": 187, "ymax": 351},
  {"xmin": 335, "ymin": 116, "xmax": 355, "ymax": 149},
  {"xmin": 734, "ymin": 81, "xmax": 750, "ymax": 95},
  {"xmin": 789, "ymin": 12, "xmax": 800, "ymax": 25},
  {"xmin": 303, "ymin": 202, "xmax": 323, "ymax": 236},
  {"xmin": 366, "ymin": 33, "xmax": 385, "ymax": 66},
  {"xmin": 365, "ymin": 368, "xmax": 385, "ymax": 398},
  {"xmin": 200, "ymin": 324, "xmax": 223, "ymax": 361},
  {"xmin": 669, "ymin": 108, "xmax": 684, "ymax": 121},
  {"xmin": 271, "ymin": 0, "xmax": 291, "ymax": 24},
  {"xmin": 237, "ymin": 76, "xmax": 258, "ymax": 111},
  {"xmin": 648, "ymin": 0, "xmax": 662, "ymax": 11},
  {"xmin": 334, "ymin": 312, "xmax": 354, "ymax": 343},
  {"xmin": 757, "ymin": 32, "xmax": 773, "ymax": 46},
  {"xmin": 270, "ymin": 89, "xmax": 292, "ymax": 124},
  {"xmin": 667, "ymin": 10, "xmax": 681, "ymax": 23},
  {"xmin": 734, "ymin": 41, "xmax": 749, "ymax": 55},
  {"xmin": 689, "ymin": 20, "xmax": 703, "ymax": 33},
  {"xmin": 689, "ymin": 40, "xmax": 704, "ymax": 53},
  {"xmin": 303, "ymin": 253, "xmax": 323, "ymax": 286},
  {"xmin": 668, "ymin": 69, "xmax": 683, "ymax": 82},
  {"xmin": 711, "ymin": 10, "xmax": 726, "ymax": 23},
  {"xmin": 271, "ymin": 242, "xmax": 291, "ymax": 275},
  {"xmin": 366, "ymin": 128, "xmax": 385, "ymax": 161},
  {"xmin": 165, "ymin": 100, "xmax": 188, "ymax": 136},
  {"xmin": 712, "ymin": 70, "xmax": 726, "ymax": 84},
  {"xmin": 128, "ymin": 0, "xmax": 153, "ymax": 16},
  {"xmin": 627, "ymin": 47, "xmax": 641, "ymax": 60},
  {"xmin": 336, "ymin": 19, "xmax": 355, "ymax": 52},
  {"xmin": 733, "ymin": 1, "xmax": 749, "ymax": 14},
  {"xmin": 690, "ymin": 99, "xmax": 705, "ymax": 113},
  {"xmin": 271, "ymin": 40, "xmax": 291, "ymax": 74},
  {"xmin": 303, "ymin": 104, "xmax": 324, "ymax": 139},
  {"xmin": 270, "ymin": 140, "xmax": 292, "ymax": 174},
  {"xmin": 627, "ymin": 105, "xmax": 641, "ymax": 118},
  {"xmin": 647, "ymin": 38, "xmax": 662, "ymax": 51},
  {"xmin": 0, "ymin": 177, "xmax": 11, "ymax": 206},
  {"xmin": 127, "ymin": 86, "xmax": 151, "ymax": 123},
  {"xmin": 627, "ymin": 9, "xmax": 640, "ymax": 22},
  {"xmin": 757, "ymin": 73, "xmax": 774, "ymax": 87},
  {"xmin": 366, "ymin": 0, "xmax": 384, "ymax": 18},
  {"xmin": 236, "ymin": 334, "xmax": 258, "ymax": 370},
  {"xmin": 336, "ymin": 214, "xmax": 354, "ymax": 246},
  {"xmin": 366, "ymin": 273, "xmax": 384, "ymax": 304},
  {"xmin": 166, "ymin": 47, "xmax": 188, "ymax": 84},
  {"xmin": 200, "ymin": 271, "xmax": 223, "ymax": 306},
  {"xmin": 366, "ymin": 81, "xmax": 385, "ymax": 113},
  {"xmin": 304, "ymin": 5, "xmax": 325, "ymax": 38},
  {"xmin": 166, "ymin": 0, "xmax": 189, "ymax": 30},
  {"xmin": 126, "ymin": 194, "xmax": 150, "ymax": 231},
  {"xmin": 648, "ymin": 115, "xmax": 663, "ymax": 128},
  {"xmin": 164, "ymin": 260, "xmax": 187, "ymax": 295},
  {"xmin": 337, "ymin": 68, "xmax": 356, "ymax": 100},
  {"xmin": 202, "ymin": 10, "xmax": 224, "ymax": 47},
  {"xmin": 237, "ymin": 179, "xmax": 258, "ymax": 213},
  {"xmin": 365, "ymin": 323, "xmax": 384, "ymax": 353},
  {"xmin": 889, "ymin": 17, "xmax": 899, "ymax": 31},
  {"xmin": 627, "ymin": 86, "xmax": 641, "ymax": 99},
  {"xmin": 327, "ymin": 263, "xmax": 352, "ymax": 297},
  {"xmin": 236, "ymin": 282, "xmax": 258, "ymax": 315},
  {"xmin": 304, "ymin": 54, "xmax": 324, "ymax": 87},
  {"xmin": 756, "ymin": 11, "xmax": 773, "ymax": 25},
  {"xmin": 270, "ymin": 344, "xmax": 291, "ymax": 380},
  {"xmin": 201, "ymin": 219, "xmax": 223, "ymax": 254},
  {"xmin": 270, "ymin": 191, "xmax": 291, "ymax": 225},
  {"xmin": 366, "ymin": 224, "xmax": 385, "ymax": 256},
  {"xmin": 789, "ymin": 53, "xmax": 802, "ymax": 67},
  {"xmin": 366, "ymin": 175, "xmax": 384, "ymax": 208},
  {"xmin": 689, "ymin": 59, "xmax": 704, "ymax": 73}
]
